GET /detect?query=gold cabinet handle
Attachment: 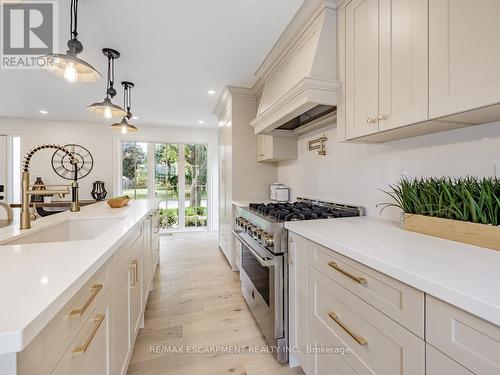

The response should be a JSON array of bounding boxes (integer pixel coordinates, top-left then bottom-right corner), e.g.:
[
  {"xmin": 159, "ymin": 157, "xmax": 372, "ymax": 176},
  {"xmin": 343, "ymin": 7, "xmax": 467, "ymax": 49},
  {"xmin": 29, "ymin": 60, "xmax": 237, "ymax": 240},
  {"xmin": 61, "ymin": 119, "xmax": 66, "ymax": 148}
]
[
  {"xmin": 69, "ymin": 284, "xmax": 103, "ymax": 318},
  {"xmin": 366, "ymin": 117, "xmax": 375, "ymax": 124},
  {"xmin": 329, "ymin": 312, "xmax": 368, "ymax": 346},
  {"xmin": 129, "ymin": 260, "xmax": 138, "ymax": 287},
  {"xmin": 328, "ymin": 261, "xmax": 367, "ymax": 285},
  {"xmin": 377, "ymin": 114, "xmax": 386, "ymax": 120},
  {"xmin": 73, "ymin": 314, "xmax": 105, "ymax": 355}
]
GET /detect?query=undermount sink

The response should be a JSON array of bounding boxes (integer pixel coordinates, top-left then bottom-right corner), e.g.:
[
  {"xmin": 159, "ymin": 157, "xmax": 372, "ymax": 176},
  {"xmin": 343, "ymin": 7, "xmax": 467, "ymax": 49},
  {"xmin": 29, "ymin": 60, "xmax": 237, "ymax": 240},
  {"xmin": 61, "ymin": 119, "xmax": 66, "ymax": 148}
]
[{"xmin": 1, "ymin": 218, "xmax": 124, "ymax": 245}]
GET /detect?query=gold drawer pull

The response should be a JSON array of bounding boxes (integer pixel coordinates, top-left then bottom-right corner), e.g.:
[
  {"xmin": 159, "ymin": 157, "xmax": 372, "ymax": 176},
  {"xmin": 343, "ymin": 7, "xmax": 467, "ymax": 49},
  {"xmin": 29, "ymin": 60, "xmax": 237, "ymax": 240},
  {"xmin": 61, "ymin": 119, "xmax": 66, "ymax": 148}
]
[
  {"xmin": 329, "ymin": 312, "xmax": 368, "ymax": 346},
  {"xmin": 73, "ymin": 314, "xmax": 105, "ymax": 355},
  {"xmin": 328, "ymin": 261, "xmax": 367, "ymax": 285},
  {"xmin": 69, "ymin": 284, "xmax": 103, "ymax": 318},
  {"xmin": 129, "ymin": 260, "xmax": 138, "ymax": 287}
]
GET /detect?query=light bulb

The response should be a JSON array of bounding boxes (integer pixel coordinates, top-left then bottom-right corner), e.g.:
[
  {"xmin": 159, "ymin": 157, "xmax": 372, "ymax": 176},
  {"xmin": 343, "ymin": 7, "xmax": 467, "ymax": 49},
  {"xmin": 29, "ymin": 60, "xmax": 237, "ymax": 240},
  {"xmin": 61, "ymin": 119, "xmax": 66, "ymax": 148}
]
[
  {"xmin": 104, "ymin": 107, "xmax": 113, "ymax": 120},
  {"xmin": 121, "ymin": 125, "xmax": 128, "ymax": 134},
  {"xmin": 64, "ymin": 62, "xmax": 78, "ymax": 83}
]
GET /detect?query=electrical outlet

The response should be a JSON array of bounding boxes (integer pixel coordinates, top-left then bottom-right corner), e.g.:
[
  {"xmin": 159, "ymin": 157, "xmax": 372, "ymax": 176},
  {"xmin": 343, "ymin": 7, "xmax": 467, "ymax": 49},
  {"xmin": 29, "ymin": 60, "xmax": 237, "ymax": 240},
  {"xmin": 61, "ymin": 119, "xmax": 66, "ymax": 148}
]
[{"xmin": 398, "ymin": 169, "xmax": 410, "ymax": 181}]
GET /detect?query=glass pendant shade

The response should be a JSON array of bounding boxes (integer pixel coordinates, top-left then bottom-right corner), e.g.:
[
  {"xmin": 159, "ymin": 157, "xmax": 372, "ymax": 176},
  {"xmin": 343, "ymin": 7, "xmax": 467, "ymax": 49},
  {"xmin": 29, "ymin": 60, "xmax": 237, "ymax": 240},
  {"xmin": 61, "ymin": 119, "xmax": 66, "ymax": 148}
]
[
  {"xmin": 110, "ymin": 117, "xmax": 138, "ymax": 134},
  {"xmin": 87, "ymin": 97, "xmax": 126, "ymax": 119}
]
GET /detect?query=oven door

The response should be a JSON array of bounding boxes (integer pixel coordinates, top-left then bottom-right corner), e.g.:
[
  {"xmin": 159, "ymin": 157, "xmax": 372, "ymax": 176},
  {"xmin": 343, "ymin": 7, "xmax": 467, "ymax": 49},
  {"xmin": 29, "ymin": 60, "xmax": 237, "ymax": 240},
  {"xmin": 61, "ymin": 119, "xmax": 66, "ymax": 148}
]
[{"xmin": 234, "ymin": 231, "xmax": 284, "ymax": 344}]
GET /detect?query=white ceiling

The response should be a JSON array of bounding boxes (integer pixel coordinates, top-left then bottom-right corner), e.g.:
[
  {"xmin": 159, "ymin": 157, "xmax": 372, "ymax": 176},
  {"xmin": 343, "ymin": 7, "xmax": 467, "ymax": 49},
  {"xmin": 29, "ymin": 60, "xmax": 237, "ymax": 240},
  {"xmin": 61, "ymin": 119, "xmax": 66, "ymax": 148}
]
[{"xmin": 0, "ymin": 0, "xmax": 304, "ymax": 128}]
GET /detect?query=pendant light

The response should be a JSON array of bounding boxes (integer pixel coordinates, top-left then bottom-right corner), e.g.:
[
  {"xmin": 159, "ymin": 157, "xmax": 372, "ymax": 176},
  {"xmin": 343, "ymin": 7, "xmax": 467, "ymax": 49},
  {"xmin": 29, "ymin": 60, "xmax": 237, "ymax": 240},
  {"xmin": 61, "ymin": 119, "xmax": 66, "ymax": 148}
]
[
  {"xmin": 87, "ymin": 49, "xmax": 127, "ymax": 119},
  {"xmin": 43, "ymin": 0, "xmax": 101, "ymax": 83},
  {"xmin": 110, "ymin": 81, "xmax": 139, "ymax": 134}
]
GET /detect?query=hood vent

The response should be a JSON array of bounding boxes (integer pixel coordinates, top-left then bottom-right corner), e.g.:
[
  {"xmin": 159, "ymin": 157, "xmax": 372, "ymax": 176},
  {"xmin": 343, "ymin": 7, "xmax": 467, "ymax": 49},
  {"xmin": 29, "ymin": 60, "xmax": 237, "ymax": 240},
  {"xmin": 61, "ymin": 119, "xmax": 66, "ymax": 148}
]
[{"xmin": 251, "ymin": 1, "xmax": 340, "ymax": 135}]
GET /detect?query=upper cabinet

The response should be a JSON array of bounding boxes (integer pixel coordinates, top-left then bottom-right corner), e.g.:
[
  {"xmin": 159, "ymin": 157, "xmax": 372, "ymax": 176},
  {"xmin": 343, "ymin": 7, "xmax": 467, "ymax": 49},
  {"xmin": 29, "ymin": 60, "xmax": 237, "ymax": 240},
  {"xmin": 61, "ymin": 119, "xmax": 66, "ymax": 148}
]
[
  {"xmin": 339, "ymin": 0, "xmax": 500, "ymax": 143},
  {"xmin": 429, "ymin": 0, "xmax": 500, "ymax": 118},
  {"xmin": 257, "ymin": 135, "xmax": 298, "ymax": 162},
  {"xmin": 344, "ymin": 0, "xmax": 428, "ymax": 140}
]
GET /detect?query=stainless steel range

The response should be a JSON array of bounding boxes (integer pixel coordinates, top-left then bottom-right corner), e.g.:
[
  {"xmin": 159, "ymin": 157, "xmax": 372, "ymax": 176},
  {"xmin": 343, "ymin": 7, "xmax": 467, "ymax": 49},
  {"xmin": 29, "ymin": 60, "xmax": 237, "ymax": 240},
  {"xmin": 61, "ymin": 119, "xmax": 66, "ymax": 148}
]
[{"xmin": 233, "ymin": 198, "xmax": 364, "ymax": 363}]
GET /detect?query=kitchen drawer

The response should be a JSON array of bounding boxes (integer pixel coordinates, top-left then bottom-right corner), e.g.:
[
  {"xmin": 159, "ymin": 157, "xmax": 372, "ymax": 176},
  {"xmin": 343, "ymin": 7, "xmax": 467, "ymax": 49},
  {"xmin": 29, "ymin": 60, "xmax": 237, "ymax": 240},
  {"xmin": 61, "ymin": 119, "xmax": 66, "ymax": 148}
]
[
  {"xmin": 426, "ymin": 344, "xmax": 473, "ymax": 375},
  {"xmin": 309, "ymin": 267, "xmax": 425, "ymax": 375},
  {"xmin": 308, "ymin": 322, "xmax": 370, "ymax": 375},
  {"xmin": 18, "ymin": 263, "xmax": 110, "ymax": 375},
  {"xmin": 426, "ymin": 295, "xmax": 500, "ymax": 374},
  {"xmin": 52, "ymin": 289, "xmax": 110, "ymax": 375},
  {"xmin": 309, "ymin": 241, "xmax": 424, "ymax": 337}
]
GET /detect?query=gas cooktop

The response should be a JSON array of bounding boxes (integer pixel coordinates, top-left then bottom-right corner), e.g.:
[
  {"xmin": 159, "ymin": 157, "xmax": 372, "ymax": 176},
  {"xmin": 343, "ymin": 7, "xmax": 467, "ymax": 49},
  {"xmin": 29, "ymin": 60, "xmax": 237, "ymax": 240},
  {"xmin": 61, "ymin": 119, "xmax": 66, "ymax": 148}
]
[{"xmin": 248, "ymin": 199, "xmax": 363, "ymax": 222}]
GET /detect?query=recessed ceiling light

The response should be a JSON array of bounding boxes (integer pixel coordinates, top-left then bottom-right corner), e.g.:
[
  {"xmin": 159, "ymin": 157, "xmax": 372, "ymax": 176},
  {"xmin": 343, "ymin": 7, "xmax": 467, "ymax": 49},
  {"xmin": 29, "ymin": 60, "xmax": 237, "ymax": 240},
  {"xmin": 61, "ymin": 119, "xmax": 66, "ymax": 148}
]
[
  {"xmin": 39, "ymin": 110, "xmax": 48, "ymax": 114},
  {"xmin": 207, "ymin": 90, "xmax": 216, "ymax": 95},
  {"xmin": 198, "ymin": 120, "xmax": 205, "ymax": 125},
  {"xmin": 132, "ymin": 115, "xmax": 139, "ymax": 120}
]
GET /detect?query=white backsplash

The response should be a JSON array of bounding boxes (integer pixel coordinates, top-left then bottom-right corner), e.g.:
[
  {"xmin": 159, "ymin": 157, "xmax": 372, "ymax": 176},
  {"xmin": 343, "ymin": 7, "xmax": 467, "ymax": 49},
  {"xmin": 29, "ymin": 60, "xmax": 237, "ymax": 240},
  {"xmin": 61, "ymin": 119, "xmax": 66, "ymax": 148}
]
[{"xmin": 277, "ymin": 121, "xmax": 500, "ymax": 221}]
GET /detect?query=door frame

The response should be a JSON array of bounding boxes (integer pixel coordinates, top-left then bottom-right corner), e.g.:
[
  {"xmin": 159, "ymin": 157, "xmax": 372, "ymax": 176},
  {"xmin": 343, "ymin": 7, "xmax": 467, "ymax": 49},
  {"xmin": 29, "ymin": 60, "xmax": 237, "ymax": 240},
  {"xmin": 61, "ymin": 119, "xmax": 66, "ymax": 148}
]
[
  {"xmin": 113, "ymin": 134, "xmax": 214, "ymax": 231},
  {"xmin": 0, "ymin": 129, "xmax": 25, "ymax": 203}
]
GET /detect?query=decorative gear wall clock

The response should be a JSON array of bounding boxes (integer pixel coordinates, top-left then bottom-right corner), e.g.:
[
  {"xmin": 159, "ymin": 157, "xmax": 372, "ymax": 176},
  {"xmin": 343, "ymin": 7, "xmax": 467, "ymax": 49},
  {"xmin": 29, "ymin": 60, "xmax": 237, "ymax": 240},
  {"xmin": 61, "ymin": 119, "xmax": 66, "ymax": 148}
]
[{"xmin": 52, "ymin": 144, "xmax": 94, "ymax": 180}]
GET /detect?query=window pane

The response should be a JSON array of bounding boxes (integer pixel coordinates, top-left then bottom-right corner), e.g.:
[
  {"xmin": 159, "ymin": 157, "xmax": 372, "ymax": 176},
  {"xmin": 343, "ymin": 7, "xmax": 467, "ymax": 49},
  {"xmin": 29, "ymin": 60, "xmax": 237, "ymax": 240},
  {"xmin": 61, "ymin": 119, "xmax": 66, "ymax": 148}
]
[
  {"xmin": 184, "ymin": 144, "xmax": 208, "ymax": 228},
  {"xmin": 122, "ymin": 142, "xmax": 148, "ymax": 199},
  {"xmin": 155, "ymin": 143, "xmax": 179, "ymax": 229}
]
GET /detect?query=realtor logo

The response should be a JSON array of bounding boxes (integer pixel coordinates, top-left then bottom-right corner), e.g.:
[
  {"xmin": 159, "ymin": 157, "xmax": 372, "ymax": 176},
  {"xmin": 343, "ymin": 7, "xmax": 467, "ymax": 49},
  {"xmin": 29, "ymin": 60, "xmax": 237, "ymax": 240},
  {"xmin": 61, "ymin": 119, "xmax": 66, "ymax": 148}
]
[{"xmin": 1, "ymin": 1, "xmax": 58, "ymax": 69}]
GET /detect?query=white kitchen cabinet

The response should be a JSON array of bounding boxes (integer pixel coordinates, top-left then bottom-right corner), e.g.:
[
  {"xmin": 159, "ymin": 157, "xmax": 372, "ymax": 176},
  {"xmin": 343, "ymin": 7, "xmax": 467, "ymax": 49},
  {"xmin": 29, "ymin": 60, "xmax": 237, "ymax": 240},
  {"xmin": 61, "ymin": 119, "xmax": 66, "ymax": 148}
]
[
  {"xmin": 345, "ymin": 0, "xmax": 379, "ymax": 139},
  {"xmin": 214, "ymin": 87, "xmax": 277, "ymax": 269},
  {"xmin": 378, "ymin": 0, "xmax": 428, "ymax": 132},
  {"xmin": 111, "ymin": 244, "xmax": 132, "ymax": 375},
  {"xmin": 426, "ymin": 295, "xmax": 500, "ymax": 374},
  {"xmin": 426, "ymin": 344, "xmax": 473, "ymax": 375},
  {"xmin": 309, "ymin": 267, "xmax": 425, "ymax": 375},
  {"xmin": 142, "ymin": 216, "xmax": 152, "ymax": 307},
  {"xmin": 128, "ymin": 231, "xmax": 143, "ymax": 346},
  {"xmin": 256, "ymin": 135, "xmax": 297, "ymax": 162},
  {"xmin": 340, "ymin": 0, "xmax": 500, "ymax": 143},
  {"xmin": 52, "ymin": 292, "xmax": 111, "ymax": 375},
  {"xmin": 429, "ymin": 0, "xmax": 500, "ymax": 119},
  {"xmin": 288, "ymin": 233, "xmax": 308, "ymax": 371},
  {"xmin": 344, "ymin": 0, "xmax": 428, "ymax": 139}
]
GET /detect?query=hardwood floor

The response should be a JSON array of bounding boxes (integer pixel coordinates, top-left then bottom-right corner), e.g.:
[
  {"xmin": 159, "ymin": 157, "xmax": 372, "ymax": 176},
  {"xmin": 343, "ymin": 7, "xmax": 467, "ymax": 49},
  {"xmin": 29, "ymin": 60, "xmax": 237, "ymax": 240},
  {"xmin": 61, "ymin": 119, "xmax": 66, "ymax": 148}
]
[{"xmin": 127, "ymin": 232, "xmax": 304, "ymax": 375}]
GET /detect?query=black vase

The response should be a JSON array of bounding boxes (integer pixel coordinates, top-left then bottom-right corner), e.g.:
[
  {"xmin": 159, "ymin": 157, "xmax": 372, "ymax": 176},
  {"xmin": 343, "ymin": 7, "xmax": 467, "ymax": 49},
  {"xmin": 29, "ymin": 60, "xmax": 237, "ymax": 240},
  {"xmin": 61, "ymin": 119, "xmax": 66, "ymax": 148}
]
[{"xmin": 91, "ymin": 181, "xmax": 107, "ymax": 201}]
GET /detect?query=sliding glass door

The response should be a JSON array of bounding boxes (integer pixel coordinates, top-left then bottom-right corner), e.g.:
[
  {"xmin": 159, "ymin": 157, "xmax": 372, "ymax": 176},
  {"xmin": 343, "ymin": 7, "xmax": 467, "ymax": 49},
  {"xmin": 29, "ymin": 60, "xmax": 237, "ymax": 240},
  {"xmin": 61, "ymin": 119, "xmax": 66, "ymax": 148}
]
[
  {"xmin": 121, "ymin": 141, "xmax": 209, "ymax": 232},
  {"xmin": 184, "ymin": 144, "xmax": 208, "ymax": 228},
  {"xmin": 121, "ymin": 142, "xmax": 149, "ymax": 199}
]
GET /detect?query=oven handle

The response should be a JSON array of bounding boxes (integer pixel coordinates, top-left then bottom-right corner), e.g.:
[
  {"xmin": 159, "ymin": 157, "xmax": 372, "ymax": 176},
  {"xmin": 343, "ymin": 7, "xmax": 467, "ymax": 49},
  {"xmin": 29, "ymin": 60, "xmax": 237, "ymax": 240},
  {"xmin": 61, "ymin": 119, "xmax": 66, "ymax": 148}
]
[{"xmin": 233, "ymin": 230, "xmax": 276, "ymax": 267}]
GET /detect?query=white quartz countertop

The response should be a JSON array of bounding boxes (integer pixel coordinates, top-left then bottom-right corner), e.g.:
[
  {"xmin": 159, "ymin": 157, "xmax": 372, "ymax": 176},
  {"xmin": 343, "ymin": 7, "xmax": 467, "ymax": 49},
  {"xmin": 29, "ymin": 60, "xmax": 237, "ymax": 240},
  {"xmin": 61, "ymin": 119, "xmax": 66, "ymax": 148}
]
[
  {"xmin": 285, "ymin": 217, "xmax": 500, "ymax": 327},
  {"xmin": 0, "ymin": 199, "xmax": 158, "ymax": 355}
]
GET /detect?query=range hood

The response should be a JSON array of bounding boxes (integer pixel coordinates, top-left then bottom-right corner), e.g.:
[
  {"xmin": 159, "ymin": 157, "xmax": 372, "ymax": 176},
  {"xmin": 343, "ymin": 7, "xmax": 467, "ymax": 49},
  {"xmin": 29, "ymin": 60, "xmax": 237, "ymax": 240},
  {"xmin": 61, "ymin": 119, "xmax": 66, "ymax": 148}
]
[{"xmin": 250, "ymin": 0, "xmax": 340, "ymax": 135}]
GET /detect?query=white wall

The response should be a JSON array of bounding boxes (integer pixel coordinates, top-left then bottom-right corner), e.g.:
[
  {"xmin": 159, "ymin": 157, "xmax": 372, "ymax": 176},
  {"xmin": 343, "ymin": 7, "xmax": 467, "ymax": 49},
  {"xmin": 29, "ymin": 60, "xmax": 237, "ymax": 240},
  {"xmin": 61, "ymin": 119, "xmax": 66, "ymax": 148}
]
[
  {"xmin": 0, "ymin": 118, "xmax": 219, "ymax": 229},
  {"xmin": 277, "ymin": 121, "xmax": 500, "ymax": 221}
]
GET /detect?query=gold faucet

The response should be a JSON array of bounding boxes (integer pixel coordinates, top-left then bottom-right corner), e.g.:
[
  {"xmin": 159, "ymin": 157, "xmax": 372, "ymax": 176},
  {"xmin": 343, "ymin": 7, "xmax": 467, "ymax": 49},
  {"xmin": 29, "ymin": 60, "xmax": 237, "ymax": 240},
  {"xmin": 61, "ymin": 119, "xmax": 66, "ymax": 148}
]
[
  {"xmin": 20, "ymin": 144, "xmax": 80, "ymax": 230},
  {"xmin": 0, "ymin": 202, "xmax": 13, "ymax": 222}
]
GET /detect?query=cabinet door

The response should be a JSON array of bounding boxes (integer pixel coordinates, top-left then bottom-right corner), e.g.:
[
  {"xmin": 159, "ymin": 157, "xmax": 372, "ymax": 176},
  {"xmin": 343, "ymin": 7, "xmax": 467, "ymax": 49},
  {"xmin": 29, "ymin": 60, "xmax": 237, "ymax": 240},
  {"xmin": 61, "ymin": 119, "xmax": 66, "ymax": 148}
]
[
  {"xmin": 429, "ymin": 0, "xmax": 500, "ymax": 118},
  {"xmin": 129, "ymin": 236, "xmax": 143, "ymax": 344},
  {"xmin": 378, "ymin": 0, "xmax": 428, "ymax": 131},
  {"xmin": 257, "ymin": 135, "xmax": 272, "ymax": 161},
  {"xmin": 426, "ymin": 345, "xmax": 473, "ymax": 375},
  {"xmin": 142, "ymin": 218, "xmax": 152, "ymax": 307},
  {"xmin": 111, "ymin": 255, "xmax": 131, "ymax": 375},
  {"xmin": 53, "ymin": 293, "xmax": 110, "ymax": 375},
  {"xmin": 288, "ymin": 233, "xmax": 308, "ymax": 371},
  {"xmin": 345, "ymin": 0, "xmax": 379, "ymax": 139}
]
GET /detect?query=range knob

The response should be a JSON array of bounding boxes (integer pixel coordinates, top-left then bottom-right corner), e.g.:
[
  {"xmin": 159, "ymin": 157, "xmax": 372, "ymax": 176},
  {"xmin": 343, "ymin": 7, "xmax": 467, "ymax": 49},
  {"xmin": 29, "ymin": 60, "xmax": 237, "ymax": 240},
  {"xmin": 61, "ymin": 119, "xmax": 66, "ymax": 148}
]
[{"xmin": 262, "ymin": 233, "xmax": 274, "ymax": 248}]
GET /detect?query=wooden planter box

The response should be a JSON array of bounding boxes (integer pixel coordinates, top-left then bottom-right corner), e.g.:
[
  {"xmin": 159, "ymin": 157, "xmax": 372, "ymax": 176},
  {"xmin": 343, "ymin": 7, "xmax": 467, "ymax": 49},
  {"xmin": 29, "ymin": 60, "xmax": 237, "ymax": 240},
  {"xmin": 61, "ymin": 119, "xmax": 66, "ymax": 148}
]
[{"xmin": 402, "ymin": 214, "xmax": 500, "ymax": 251}]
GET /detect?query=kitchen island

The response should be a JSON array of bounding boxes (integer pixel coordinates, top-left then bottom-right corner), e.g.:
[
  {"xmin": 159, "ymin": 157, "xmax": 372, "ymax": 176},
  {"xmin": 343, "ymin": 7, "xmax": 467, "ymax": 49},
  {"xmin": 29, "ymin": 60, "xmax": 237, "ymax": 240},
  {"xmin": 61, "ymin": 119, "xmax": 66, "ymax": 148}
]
[{"xmin": 0, "ymin": 199, "xmax": 160, "ymax": 375}]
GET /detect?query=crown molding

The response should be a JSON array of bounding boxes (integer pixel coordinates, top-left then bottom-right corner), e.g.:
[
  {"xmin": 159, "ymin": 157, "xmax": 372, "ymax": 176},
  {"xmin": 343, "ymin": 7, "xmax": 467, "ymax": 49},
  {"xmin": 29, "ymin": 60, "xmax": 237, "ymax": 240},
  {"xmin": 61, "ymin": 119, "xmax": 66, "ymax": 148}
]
[{"xmin": 212, "ymin": 86, "xmax": 256, "ymax": 118}]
